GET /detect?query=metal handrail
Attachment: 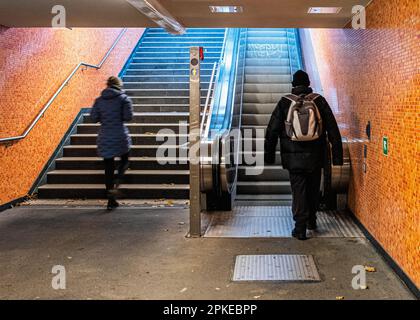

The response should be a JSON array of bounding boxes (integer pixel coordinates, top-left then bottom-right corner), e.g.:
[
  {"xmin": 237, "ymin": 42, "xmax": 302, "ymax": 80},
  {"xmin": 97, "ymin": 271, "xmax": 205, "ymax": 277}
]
[
  {"xmin": 0, "ymin": 28, "xmax": 127, "ymax": 144},
  {"xmin": 200, "ymin": 61, "xmax": 218, "ymax": 136}
]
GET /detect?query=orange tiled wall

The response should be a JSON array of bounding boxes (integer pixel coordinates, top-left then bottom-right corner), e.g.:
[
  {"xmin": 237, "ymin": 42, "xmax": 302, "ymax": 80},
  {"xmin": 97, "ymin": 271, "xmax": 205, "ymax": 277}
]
[
  {"xmin": 309, "ymin": 0, "xmax": 419, "ymax": 287},
  {"xmin": 0, "ymin": 28, "xmax": 144, "ymax": 205}
]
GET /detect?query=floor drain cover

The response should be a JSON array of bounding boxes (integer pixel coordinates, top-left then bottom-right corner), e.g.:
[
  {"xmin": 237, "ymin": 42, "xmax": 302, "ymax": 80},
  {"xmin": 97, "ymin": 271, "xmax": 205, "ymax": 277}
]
[{"xmin": 232, "ymin": 254, "xmax": 321, "ymax": 282}]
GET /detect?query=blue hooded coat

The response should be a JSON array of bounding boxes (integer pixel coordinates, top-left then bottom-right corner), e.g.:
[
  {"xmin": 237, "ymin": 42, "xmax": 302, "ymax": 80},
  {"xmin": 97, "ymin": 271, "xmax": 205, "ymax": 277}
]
[{"xmin": 90, "ymin": 87, "xmax": 133, "ymax": 159}]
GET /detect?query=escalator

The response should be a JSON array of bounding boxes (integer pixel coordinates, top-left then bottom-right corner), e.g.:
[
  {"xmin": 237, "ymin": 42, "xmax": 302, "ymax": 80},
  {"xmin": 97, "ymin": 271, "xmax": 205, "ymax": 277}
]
[{"xmin": 202, "ymin": 28, "xmax": 350, "ymax": 211}]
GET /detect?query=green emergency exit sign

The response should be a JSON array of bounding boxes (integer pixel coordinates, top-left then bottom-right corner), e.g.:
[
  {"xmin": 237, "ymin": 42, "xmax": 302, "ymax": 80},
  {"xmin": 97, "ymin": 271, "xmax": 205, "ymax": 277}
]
[{"xmin": 383, "ymin": 137, "xmax": 389, "ymax": 156}]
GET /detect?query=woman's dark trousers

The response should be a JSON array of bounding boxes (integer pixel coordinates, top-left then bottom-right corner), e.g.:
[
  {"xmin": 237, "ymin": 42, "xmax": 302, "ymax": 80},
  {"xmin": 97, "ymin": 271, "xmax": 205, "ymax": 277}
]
[{"xmin": 104, "ymin": 152, "xmax": 130, "ymax": 193}]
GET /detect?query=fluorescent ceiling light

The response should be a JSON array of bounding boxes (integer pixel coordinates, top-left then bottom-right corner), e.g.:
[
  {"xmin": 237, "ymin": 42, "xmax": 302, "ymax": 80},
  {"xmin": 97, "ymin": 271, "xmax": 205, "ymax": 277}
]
[
  {"xmin": 126, "ymin": 0, "xmax": 185, "ymax": 34},
  {"xmin": 209, "ymin": 6, "xmax": 243, "ymax": 13},
  {"xmin": 308, "ymin": 7, "xmax": 342, "ymax": 14}
]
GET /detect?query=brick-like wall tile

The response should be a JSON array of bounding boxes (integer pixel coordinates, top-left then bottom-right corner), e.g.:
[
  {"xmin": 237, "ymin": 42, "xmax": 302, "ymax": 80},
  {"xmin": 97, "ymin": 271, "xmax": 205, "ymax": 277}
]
[
  {"xmin": 310, "ymin": 0, "xmax": 419, "ymax": 287},
  {"xmin": 0, "ymin": 28, "xmax": 145, "ymax": 204}
]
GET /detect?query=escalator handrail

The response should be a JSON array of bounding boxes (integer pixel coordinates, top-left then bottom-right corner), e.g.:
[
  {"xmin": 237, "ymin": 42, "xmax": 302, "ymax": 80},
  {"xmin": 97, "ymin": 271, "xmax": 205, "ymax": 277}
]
[
  {"xmin": 205, "ymin": 28, "xmax": 241, "ymax": 137},
  {"xmin": 201, "ymin": 28, "xmax": 228, "ymax": 139}
]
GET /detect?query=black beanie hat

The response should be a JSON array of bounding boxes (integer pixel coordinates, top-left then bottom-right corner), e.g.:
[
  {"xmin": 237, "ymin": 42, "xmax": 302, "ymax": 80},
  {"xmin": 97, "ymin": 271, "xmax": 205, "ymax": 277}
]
[{"xmin": 292, "ymin": 70, "xmax": 310, "ymax": 87}]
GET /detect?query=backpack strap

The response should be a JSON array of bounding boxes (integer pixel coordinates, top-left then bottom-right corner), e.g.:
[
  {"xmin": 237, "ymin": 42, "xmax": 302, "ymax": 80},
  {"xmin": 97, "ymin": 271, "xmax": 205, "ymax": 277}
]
[
  {"xmin": 284, "ymin": 94, "xmax": 300, "ymax": 103},
  {"xmin": 305, "ymin": 93, "xmax": 321, "ymax": 101}
]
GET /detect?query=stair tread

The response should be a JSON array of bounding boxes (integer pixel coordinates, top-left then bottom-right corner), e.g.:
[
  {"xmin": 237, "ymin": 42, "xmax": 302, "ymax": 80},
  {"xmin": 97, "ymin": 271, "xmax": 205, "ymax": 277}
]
[
  {"xmin": 78, "ymin": 123, "xmax": 188, "ymax": 127},
  {"xmin": 64, "ymin": 145, "xmax": 180, "ymax": 149},
  {"xmin": 72, "ymin": 133, "xmax": 187, "ymax": 137},
  {"xmin": 84, "ymin": 112, "xmax": 189, "ymax": 116}
]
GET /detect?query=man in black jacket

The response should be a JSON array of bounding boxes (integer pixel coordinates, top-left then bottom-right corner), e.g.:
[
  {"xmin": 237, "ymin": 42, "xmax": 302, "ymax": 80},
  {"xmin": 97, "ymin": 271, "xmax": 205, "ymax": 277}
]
[{"xmin": 265, "ymin": 70, "xmax": 343, "ymax": 240}]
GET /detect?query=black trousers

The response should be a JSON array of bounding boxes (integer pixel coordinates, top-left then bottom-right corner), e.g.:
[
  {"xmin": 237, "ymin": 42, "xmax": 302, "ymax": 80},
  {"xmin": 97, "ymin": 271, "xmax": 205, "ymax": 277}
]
[
  {"xmin": 289, "ymin": 168, "xmax": 322, "ymax": 231},
  {"xmin": 104, "ymin": 152, "xmax": 130, "ymax": 192}
]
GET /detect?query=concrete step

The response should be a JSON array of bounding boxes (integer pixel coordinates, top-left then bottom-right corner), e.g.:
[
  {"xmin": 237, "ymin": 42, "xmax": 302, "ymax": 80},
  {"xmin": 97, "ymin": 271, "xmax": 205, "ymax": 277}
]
[
  {"xmin": 136, "ymin": 47, "xmax": 222, "ymax": 53},
  {"xmin": 63, "ymin": 145, "xmax": 182, "ymax": 157},
  {"xmin": 124, "ymin": 82, "xmax": 210, "ymax": 90},
  {"xmin": 77, "ymin": 123, "xmax": 188, "ymax": 134},
  {"xmin": 125, "ymin": 88, "xmax": 211, "ymax": 97},
  {"xmin": 46, "ymin": 170, "xmax": 189, "ymax": 184},
  {"xmin": 83, "ymin": 112, "xmax": 190, "ymax": 124},
  {"xmin": 55, "ymin": 157, "xmax": 189, "ymax": 170},
  {"xmin": 37, "ymin": 184, "xmax": 189, "ymax": 199},
  {"xmin": 132, "ymin": 104, "xmax": 195, "ymax": 112},
  {"xmin": 128, "ymin": 62, "xmax": 216, "ymax": 70},
  {"xmin": 129, "ymin": 96, "xmax": 207, "ymax": 104},
  {"xmin": 122, "ymin": 75, "xmax": 212, "ymax": 82},
  {"xmin": 145, "ymin": 33, "xmax": 225, "ymax": 38},
  {"xmin": 134, "ymin": 52, "xmax": 221, "ymax": 58},
  {"xmin": 70, "ymin": 133, "xmax": 188, "ymax": 146},
  {"xmin": 143, "ymin": 36, "xmax": 225, "ymax": 41},
  {"xmin": 131, "ymin": 57, "xmax": 219, "ymax": 64},
  {"xmin": 125, "ymin": 69, "xmax": 214, "ymax": 76},
  {"xmin": 140, "ymin": 42, "xmax": 223, "ymax": 48}
]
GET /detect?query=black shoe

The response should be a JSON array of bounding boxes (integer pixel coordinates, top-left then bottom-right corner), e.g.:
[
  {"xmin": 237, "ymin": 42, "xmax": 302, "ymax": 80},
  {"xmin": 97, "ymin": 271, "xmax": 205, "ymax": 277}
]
[
  {"xmin": 307, "ymin": 220, "xmax": 317, "ymax": 231},
  {"xmin": 292, "ymin": 228, "xmax": 308, "ymax": 241},
  {"xmin": 107, "ymin": 198, "xmax": 119, "ymax": 211}
]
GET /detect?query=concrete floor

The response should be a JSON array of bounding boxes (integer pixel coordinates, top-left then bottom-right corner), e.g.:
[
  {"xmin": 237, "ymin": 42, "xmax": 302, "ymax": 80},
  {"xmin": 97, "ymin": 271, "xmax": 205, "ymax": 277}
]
[{"xmin": 0, "ymin": 205, "xmax": 414, "ymax": 300}]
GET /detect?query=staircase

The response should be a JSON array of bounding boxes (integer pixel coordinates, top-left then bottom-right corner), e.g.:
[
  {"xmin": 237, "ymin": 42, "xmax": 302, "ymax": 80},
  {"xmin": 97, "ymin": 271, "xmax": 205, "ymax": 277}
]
[
  {"xmin": 37, "ymin": 28, "xmax": 225, "ymax": 200},
  {"xmin": 236, "ymin": 28, "xmax": 300, "ymax": 205}
]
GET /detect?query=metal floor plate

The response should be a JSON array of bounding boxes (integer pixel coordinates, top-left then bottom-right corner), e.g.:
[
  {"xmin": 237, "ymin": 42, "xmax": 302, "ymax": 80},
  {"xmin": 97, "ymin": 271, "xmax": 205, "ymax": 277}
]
[
  {"xmin": 233, "ymin": 255, "xmax": 321, "ymax": 282},
  {"xmin": 204, "ymin": 206, "xmax": 364, "ymax": 238}
]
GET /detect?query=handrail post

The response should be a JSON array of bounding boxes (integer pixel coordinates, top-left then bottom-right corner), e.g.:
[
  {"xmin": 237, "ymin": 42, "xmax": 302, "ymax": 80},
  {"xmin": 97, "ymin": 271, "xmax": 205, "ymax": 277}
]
[{"xmin": 189, "ymin": 46, "xmax": 202, "ymax": 238}]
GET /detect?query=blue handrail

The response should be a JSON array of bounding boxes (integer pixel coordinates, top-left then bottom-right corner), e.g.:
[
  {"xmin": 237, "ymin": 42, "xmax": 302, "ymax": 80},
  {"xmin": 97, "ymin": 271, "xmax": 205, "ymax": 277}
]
[{"xmin": 206, "ymin": 28, "xmax": 244, "ymax": 136}]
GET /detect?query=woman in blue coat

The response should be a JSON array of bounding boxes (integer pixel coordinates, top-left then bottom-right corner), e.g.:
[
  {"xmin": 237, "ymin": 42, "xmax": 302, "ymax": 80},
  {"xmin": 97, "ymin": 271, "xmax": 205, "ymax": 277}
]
[{"xmin": 90, "ymin": 76, "xmax": 133, "ymax": 210}]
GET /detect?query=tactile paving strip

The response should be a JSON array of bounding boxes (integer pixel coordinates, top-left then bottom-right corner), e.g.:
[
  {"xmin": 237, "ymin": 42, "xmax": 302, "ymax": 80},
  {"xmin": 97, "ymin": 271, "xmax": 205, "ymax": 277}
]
[
  {"xmin": 204, "ymin": 206, "xmax": 364, "ymax": 238},
  {"xmin": 233, "ymin": 255, "xmax": 321, "ymax": 282}
]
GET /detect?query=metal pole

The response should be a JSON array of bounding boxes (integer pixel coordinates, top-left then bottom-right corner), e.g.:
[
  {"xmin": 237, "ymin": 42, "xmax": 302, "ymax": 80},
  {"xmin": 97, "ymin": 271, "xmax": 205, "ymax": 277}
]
[{"xmin": 189, "ymin": 47, "xmax": 202, "ymax": 237}]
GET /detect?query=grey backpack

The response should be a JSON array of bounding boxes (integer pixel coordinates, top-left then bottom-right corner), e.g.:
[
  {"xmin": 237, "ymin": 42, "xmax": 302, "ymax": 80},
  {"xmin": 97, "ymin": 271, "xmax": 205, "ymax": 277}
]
[{"xmin": 284, "ymin": 93, "xmax": 323, "ymax": 141}]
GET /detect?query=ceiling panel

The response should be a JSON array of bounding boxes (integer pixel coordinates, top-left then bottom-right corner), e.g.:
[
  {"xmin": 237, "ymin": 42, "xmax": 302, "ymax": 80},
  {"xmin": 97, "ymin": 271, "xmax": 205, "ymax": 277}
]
[{"xmin": 0, "ymin": 0, "xmax": 371, "ymax": 28}]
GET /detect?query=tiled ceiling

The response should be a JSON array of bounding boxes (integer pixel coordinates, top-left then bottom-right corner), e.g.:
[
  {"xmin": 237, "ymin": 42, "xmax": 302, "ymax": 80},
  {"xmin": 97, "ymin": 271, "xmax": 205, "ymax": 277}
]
[{"xmin": 0, "ymin": 0, "xmax": 371, "ymax": 28}]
